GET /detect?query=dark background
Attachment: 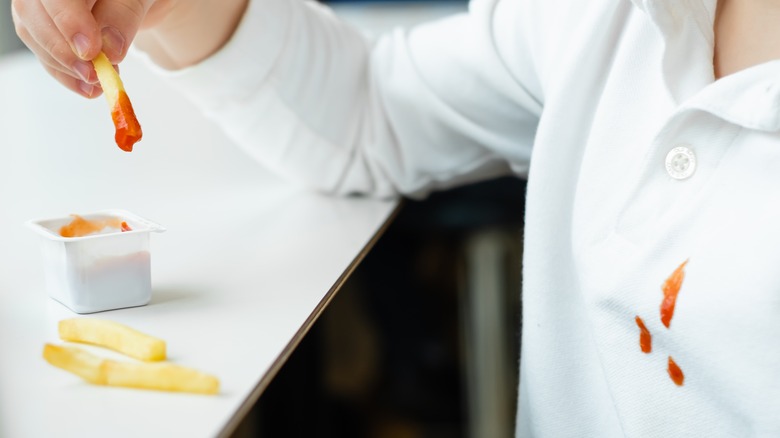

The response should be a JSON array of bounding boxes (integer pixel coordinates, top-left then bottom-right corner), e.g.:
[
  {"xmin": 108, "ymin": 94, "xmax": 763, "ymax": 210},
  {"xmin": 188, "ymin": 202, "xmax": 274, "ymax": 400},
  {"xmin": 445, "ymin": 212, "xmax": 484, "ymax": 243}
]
[{"xmin": 235, "ymin": 176, "xmax": 525, "ymax": 438}]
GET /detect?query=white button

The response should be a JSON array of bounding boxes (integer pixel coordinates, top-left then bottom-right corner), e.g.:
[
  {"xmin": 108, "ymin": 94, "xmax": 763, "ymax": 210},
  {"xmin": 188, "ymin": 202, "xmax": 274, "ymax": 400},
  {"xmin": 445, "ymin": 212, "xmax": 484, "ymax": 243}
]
[{"xmin": 665, "ymin": 146, "xmax": 696, "ymax": 180}]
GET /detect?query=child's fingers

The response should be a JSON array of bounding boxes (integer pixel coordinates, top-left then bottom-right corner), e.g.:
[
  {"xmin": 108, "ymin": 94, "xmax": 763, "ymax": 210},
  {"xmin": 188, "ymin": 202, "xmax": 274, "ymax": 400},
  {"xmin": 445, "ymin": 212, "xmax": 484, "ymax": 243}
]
[
  {"xmin": 13, "ymin": 0, "xmax": 100, "ymax": 84},
  {"xmin": 92, "ymin": 0, "xmax": 150, "ymax": 64},
  {"xmin": 38, "ymin": 0, "xmax": 101, "ymax": 61},
  {"xmin": 18, "ymin": 24, "xmax": 99, "ymax": 85},
  {"xmin": 42, "ymin": 63, "xmax": 103, "ymax": 99}
]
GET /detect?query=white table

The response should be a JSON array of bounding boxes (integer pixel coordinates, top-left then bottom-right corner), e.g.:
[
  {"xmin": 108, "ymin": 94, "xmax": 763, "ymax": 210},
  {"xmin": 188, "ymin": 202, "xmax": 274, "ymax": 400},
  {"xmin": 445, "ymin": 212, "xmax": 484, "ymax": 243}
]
[{"xmin": 0, "ymin": 51, "xmax": 397, "ymax": 437}]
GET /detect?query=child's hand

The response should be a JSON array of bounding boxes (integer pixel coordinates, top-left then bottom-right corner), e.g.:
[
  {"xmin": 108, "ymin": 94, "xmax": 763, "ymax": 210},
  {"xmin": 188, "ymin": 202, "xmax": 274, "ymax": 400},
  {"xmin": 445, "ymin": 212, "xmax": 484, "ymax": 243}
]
[{"xmin": 12, "ymin": 0, "xmax": 178, "ymax": 98}]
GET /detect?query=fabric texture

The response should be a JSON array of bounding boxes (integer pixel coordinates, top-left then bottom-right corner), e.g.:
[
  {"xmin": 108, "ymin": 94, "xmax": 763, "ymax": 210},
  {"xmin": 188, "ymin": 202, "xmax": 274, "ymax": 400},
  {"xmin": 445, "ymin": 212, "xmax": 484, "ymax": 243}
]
[{"xmin": 140, "ymin": 0, "xmax": 780, "ymax": 435}]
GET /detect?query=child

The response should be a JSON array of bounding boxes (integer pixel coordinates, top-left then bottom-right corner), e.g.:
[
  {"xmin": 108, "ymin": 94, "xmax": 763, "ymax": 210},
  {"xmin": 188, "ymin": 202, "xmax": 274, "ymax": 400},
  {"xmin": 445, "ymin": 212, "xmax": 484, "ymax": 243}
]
[{"xmin": 14, "ymin": 0, "xmax": 780, "ymax": 435}]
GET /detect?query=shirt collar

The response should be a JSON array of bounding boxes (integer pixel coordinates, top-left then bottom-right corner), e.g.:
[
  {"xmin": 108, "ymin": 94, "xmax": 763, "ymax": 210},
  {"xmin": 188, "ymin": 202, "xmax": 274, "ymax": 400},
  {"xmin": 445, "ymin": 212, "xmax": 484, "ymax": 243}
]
[
  {"xmin": 631, "ymin": 0, "xmax": 780, "ymax": 131},
  {"xmin": 629, "ymin": 0, "xmax": 716, "ymax": 31},
  {"xmin": 629, "ymin": 0, "xmax": 716, "ymax": 102},
  {"xmin": 683, "ymin": 61, "xmax": 780, "ymax": 132}
]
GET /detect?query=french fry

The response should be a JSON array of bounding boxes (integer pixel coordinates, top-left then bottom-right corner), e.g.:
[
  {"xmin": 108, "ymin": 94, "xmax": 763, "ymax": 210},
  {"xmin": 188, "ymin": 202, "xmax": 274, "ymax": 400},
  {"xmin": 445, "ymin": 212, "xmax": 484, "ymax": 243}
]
[
  {"xmin": 92, "ymin": 52, "xmax": 143, "ymax": 152},
  {"xmin": 43, "ymin": 343, "xmax": 105, "ymax": 384},
  {"xmin": 103, "ymin": 360, "xmax": 220, "ymax": 395},
  {"xmin": 59, "ymin": 318, "xmax": 166, "ymax": 362},
  {"xmin": 43, "ymin": 344, "xmax": 220, "ymax": 395}
]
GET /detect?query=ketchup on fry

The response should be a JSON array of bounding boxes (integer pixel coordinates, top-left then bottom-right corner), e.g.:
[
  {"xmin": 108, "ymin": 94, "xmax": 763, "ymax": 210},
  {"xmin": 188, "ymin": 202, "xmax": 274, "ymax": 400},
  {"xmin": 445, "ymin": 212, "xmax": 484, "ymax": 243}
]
[{"xmin": 112, "ymin": 91, "xmax": 143, "ymax": 152}]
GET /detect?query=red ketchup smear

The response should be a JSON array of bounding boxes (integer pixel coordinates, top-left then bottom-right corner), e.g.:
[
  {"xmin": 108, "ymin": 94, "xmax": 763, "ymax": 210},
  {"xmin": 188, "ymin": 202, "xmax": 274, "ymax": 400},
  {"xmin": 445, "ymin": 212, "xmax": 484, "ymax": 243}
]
[
  {"xmin": 660, "ymin": 260, "xmax": 688, "ymax": 328},
  {"xmin": 60, "ymin": 215, "xmax": 126, "ymax": 238},
  {"xmin": 667, "ymin": 356, "xmax": 684, "ymax": 386},
  {"xmin": 111, "ymin": 90, "xmax": 142, "ymax": 152},
  {"xmin": 634, "ymin": 316, "xmax": 652, "ymax": 353}
]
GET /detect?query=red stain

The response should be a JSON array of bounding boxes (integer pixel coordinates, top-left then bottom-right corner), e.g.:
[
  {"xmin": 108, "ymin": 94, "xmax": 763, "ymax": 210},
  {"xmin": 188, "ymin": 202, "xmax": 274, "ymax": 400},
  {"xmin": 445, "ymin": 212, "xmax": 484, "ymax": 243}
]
[
  {"xmin": 667, "ymin": 356, "xmax": 684, "ymax": 386},
  {"xmin": 634, "ymin": 259, "xmax": 690, "ymax": 387},
  {"xmin": 660, "ymin": 260, "xmax": 688, "ymax": 328},
  {"xmin": 635, "ymin": 316, "xmax": 652, "ymax": 353},
  {"xmin": 121, "ymin": 221, "xmax": 132, "ymax": 232},
  {"xmin": 111, "ymin": 90, "xmax": 142, "ymax": 152}
]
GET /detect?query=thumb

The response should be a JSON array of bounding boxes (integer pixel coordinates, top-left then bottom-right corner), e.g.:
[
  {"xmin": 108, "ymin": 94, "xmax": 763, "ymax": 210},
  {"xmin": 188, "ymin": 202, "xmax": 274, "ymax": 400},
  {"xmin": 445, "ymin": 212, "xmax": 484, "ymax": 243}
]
[{"xmin": 91, "ymin": 0, "xmax": 149, "ymax": 63}]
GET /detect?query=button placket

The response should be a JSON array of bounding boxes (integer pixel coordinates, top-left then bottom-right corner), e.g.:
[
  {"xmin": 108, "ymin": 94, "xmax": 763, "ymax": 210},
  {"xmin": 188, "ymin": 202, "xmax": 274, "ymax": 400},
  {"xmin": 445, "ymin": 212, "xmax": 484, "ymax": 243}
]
[{"xmin": 613, "ymin": 110, "xmax": 741, "ymax": 245}]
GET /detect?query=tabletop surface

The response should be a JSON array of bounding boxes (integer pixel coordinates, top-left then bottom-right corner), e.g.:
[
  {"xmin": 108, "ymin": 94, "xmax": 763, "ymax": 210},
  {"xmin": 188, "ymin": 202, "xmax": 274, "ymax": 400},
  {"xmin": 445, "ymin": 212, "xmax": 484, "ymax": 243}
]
[{"xmin": 0, "ymin": 51, "xmax": 397, "ymax": 437}]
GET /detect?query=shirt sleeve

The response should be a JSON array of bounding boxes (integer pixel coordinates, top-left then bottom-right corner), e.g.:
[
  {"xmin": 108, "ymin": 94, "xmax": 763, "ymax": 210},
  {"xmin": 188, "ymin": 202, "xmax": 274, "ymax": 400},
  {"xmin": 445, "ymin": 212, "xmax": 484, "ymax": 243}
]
[{"xmin": 140, "ymin": 0, "xmax": 543, "ymax": 198}]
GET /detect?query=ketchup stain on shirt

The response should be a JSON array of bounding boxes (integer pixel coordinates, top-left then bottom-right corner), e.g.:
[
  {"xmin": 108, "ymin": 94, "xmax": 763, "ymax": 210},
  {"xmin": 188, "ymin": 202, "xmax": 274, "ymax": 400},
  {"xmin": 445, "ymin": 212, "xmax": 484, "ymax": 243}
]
[
  {"xmin": 667, "ymin": 356, "xmax": 684, "ymax": 386},
  {"xmin": 661, "ymin": 260, "xmax": 688, "ymax": 328},
  {"xmin": 635, "ymin": 316, "xmax": 652, "ymax": 353},
  {"xmin": 634, "ymin": 259, "xmax": 689, "ymax": 386}
]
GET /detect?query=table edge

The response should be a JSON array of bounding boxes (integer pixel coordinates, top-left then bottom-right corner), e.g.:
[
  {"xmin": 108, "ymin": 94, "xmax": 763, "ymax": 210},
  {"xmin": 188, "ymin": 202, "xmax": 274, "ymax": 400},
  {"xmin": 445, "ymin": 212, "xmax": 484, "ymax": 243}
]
[{"xmin": 217, "ymin": 199, "xmax": 403, "ymax": 437}]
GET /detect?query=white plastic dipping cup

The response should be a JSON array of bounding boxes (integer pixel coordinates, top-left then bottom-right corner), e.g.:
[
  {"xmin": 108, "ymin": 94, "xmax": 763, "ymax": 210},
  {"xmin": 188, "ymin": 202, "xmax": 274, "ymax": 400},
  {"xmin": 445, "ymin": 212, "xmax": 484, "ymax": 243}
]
[{"xmin": 26, "ymin": 209, "xmax": 166, "ymax": 314}]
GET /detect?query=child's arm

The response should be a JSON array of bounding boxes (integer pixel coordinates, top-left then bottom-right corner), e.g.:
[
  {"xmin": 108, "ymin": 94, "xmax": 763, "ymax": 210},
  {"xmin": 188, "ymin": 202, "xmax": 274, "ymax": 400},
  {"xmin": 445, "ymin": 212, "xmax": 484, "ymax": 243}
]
[{"xmin": 150, "ymin": 0, "xmax": 542, "ymax": 197}]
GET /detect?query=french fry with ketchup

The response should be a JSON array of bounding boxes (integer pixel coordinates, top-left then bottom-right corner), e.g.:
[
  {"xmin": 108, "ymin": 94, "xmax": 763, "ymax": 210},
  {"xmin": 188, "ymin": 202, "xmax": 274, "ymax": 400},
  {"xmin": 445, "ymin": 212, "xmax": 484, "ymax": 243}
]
[
  {"xmin": 43, "ymin": 344, "xmax": 220, "ymax": 395},
  {"xmin": 58, "ymin": 318, "xmax": 166, "ymax": 362},
  {"xmin": 92, "ymin": 52, "xmax": 142, "ymax": 152}
]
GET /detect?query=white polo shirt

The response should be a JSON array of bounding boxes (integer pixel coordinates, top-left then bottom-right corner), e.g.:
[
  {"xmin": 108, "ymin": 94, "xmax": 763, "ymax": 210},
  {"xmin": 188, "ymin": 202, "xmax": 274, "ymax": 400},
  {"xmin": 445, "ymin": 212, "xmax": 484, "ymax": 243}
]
[{"xmin": 151, "ymin": 0, "xmax": 780, "ymax": 435}]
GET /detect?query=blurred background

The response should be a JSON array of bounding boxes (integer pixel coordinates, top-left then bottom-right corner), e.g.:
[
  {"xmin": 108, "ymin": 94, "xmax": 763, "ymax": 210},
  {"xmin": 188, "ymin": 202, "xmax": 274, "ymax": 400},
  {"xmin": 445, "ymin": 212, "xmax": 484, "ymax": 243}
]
[
  {"xmin": 240, "ymin": 173, "xmax": 525, "ymax": 438},
  {"xmin": 1, "ymin": 1, "xmax": 526, "ymax": 436},
  {"xmin": 0, "ymin": 0, "xmax": 23, "ymax": 55}
]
